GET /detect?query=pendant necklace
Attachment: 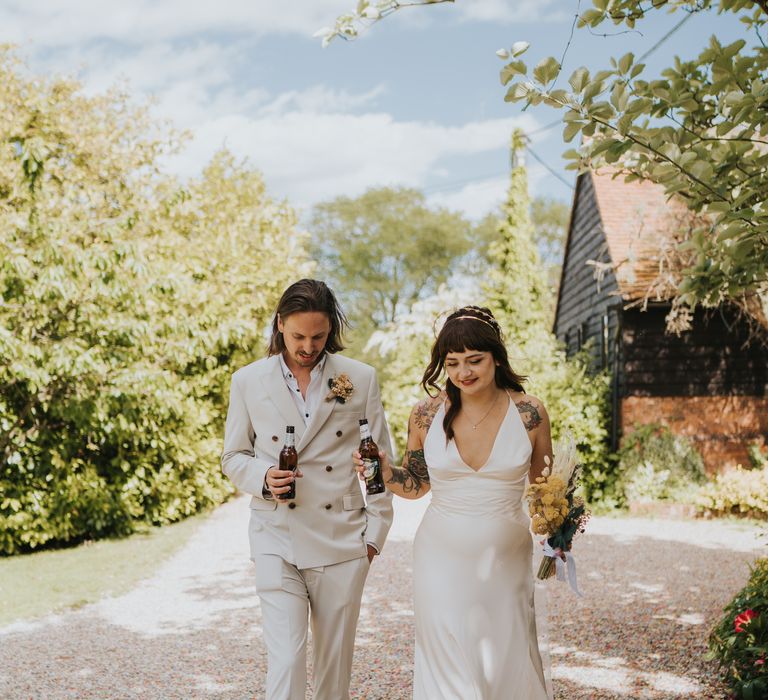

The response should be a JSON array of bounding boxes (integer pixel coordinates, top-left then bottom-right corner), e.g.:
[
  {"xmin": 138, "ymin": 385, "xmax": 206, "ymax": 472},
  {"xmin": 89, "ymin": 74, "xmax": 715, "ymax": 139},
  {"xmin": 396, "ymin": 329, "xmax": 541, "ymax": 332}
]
[{"xmin": 466, "ymin": 391, "xmax": 499, "ymax": 430}]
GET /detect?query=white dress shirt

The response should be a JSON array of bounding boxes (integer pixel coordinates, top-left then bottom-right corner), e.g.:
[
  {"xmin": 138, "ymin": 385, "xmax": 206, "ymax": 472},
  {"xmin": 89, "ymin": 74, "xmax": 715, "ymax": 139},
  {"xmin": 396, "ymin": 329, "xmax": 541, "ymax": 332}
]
[{"xmin": 278, "ymin": 353, "xmax": 327, "ymax": 426}]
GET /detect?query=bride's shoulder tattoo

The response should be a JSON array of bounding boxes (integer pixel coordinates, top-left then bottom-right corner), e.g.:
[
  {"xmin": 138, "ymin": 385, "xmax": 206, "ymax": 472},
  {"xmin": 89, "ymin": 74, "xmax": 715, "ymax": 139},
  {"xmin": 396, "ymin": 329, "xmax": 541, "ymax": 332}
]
[
  {"xmin": 388, "ymin": 448, "xmax": 430, "ymax": 494},
  {"xmin": 412, "ymin": 398, "xmax": 442, "ymax": 431},
  {"xmin": 516, "ymin": 399, "xmax": 542, "ymax": 432}
]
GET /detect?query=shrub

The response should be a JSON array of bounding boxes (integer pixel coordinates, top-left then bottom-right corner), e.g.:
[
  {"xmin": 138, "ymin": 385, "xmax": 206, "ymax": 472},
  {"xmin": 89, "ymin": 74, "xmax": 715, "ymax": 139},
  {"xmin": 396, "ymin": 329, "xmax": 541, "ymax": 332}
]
[
  {"xmin": 708, "ymin": 558, "xmax": 768, "ymax": 699},
  {"xmin": 0, "ymin": 51, "xmax": 310, "ymax": 554},
  {"xmin": 616, "ymin": 423, "xmax": 706, "ymax": 505},
  {"xmin": 695, "ymin": 467, "xmax": 768, "ymax": 521}
]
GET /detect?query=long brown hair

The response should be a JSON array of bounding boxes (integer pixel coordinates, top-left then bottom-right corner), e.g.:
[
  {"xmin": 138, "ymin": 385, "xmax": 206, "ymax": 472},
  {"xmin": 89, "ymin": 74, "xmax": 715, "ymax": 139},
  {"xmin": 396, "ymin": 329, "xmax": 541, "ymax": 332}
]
[
  {"xmin": 268, "ymin": 279, "xmax": 349, "ymax": 356},
  {"xmin": 421, "ymin": 306, "xmax": 526, "ymax": 441}
]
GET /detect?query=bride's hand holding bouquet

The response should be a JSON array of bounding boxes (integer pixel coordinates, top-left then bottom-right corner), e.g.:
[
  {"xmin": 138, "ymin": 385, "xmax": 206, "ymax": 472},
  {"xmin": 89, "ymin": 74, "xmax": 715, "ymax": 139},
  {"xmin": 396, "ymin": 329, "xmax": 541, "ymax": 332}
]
[{"xmin": 526, "ymin": 435, "xmax": 590, "ymax": 593}]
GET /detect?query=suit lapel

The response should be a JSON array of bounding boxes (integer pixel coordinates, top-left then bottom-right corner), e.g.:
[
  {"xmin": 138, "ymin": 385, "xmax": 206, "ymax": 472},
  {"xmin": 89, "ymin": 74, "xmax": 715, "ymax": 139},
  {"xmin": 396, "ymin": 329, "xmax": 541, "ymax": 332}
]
[
  {"xmin": 297, "ymin": 354, "xmax": 338, "ymax": 452},
  {"xmin": 262, "ymin": 356, "xmax": 306, "ymax": 442}
]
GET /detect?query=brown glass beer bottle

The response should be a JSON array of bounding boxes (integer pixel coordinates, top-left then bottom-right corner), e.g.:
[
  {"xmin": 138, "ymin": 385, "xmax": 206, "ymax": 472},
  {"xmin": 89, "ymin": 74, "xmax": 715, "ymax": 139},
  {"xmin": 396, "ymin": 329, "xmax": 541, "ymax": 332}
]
[
  {"xmin": 277, "ymin": 425, "xmax": 298, "ymax": 500},
  {"xmin": 358, "ymin": 418, "xmax": 385, "ymax": 495}
]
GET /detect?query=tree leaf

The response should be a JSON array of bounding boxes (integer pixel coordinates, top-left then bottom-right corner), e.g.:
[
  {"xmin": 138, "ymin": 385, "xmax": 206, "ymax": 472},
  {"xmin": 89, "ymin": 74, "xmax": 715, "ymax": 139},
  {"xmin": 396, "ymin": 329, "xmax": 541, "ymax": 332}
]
[
  {"xmin": 563, "ymin": 121, "xmax": 583, "ymax": 143},
  {"xmin": 533, "ymin": 56, "xmax": 561, "ymax": 86},
  {"xmin": 500, "ymin": 60, "xmax": 527, "ymax": 85},
  {"xmin": 569, "ymin": 67, "xmax": 590, "ymax": 93}
]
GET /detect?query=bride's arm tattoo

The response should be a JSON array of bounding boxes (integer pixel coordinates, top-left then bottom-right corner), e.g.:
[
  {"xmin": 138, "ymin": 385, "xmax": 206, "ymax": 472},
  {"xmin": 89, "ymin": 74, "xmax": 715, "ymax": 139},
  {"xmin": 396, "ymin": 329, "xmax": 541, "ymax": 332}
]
[
  {"xmin": 388, "ymin": 448, "xmax": 430, "ymax": 494},
  {"xmin": 516, "ymin": 400, "xmax": 542, "ymax": 431},
  {"xmin": 412, "ymin": 399, "xmax": 441, "ymax": 431},
  {"xmin": 387, "ymin": 399, "xmax": 440, "ymax": 495}
]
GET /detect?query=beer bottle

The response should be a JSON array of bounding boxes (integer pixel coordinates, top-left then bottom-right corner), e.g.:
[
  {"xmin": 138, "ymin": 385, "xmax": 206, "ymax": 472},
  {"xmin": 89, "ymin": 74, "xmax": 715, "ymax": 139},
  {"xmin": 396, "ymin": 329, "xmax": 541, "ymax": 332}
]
[
  {"xmin": 358, "ymin": 418, "xmax": 385, "ymax": 495},
  {"xmin": 277, "ymin": 425, "xmax": 298, "ymax": 500}
]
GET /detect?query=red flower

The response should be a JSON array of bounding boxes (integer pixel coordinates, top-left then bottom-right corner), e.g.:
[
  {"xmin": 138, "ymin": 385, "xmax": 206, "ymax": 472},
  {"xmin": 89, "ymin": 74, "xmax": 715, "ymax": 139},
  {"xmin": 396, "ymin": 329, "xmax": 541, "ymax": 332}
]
[{"xmin": 734, "ymin": 609, "xmax": 757, "ymax": 633}]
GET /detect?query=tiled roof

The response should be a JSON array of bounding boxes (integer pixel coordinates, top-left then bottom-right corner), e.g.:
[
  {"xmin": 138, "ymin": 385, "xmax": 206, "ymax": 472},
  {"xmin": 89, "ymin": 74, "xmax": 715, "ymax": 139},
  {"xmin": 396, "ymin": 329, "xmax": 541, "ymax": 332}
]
[{"xmin": 589, "ymin": 169, "xmax": 694, "ymax": 301}]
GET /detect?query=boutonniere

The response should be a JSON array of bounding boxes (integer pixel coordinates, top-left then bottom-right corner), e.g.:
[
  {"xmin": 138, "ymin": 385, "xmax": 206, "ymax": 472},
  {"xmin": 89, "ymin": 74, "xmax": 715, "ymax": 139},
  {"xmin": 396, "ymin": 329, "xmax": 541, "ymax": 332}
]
[{"xmin": 326, "ymin": 373, "xmax": 354, "ymax": 403}]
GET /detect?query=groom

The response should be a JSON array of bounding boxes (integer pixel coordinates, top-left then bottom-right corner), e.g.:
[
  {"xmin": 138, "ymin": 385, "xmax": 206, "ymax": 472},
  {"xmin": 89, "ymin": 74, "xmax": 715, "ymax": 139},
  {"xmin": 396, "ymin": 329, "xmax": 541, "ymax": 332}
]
[{"xmin": 221, "ymin": 279, "xmax": 393, "ymax": 700}]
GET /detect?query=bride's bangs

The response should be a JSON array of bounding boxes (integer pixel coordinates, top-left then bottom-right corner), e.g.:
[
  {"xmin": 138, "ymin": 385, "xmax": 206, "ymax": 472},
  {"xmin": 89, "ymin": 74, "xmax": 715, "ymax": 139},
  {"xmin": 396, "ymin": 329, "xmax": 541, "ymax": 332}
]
[{"xmin": 437, "ymin": 319, "xmax": 498, "ymax": 359}]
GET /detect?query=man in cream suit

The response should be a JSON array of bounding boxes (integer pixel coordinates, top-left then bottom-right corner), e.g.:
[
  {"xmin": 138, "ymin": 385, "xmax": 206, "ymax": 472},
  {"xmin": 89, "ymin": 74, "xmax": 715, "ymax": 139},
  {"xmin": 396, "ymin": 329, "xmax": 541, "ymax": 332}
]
[{"xmin": 222, "ymin": 279, "xmax": 393, "ymax": 700}]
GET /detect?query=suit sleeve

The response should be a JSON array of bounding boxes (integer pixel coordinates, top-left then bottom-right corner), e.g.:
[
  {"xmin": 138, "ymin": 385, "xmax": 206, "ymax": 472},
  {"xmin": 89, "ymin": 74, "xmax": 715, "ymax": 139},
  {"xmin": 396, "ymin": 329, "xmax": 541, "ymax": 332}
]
[
  {"xmin": 221, "ymin": 374, "xmax": 274, "ymax": 498},
  {"xmin": 363, "ymin": 368, "xmax": 394, "ymax": 552}
]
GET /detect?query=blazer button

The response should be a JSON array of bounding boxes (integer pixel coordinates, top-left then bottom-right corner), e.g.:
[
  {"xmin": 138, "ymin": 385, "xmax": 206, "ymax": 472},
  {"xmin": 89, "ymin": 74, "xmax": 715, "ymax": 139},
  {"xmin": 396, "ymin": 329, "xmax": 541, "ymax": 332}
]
[
  {"xmin": 288, "ymin": 502, "xmax": 296, "ymax": 509},
  {"xmin": 325, "ymin": 465, "xmax": 333, "ymax": 472},
  {"xmin": 336, "ymin": 430, "xmax": 342, "ymax": 437},
  {"xmin": 325, "ymin": 503, "xmax": 332, "ymax": 510},
  {"xmin": 272, "ymin": 435, "xmax": 279, "ymax": 442}
]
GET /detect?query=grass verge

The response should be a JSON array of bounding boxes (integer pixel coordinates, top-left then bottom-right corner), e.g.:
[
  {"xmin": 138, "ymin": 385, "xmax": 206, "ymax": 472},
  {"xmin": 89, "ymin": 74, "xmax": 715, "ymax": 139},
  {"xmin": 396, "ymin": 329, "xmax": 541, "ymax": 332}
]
[{"xmin": 0, "ymin": 510, "xmax": 211, "ymax": 626}]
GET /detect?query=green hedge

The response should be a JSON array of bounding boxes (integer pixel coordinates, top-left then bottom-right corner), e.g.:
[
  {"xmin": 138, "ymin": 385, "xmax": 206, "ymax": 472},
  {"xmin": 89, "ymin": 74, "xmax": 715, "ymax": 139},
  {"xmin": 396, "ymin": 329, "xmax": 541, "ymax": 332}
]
[{"xmin": 0, "ymin": 51, "xmax": 308, "ymax": 554}]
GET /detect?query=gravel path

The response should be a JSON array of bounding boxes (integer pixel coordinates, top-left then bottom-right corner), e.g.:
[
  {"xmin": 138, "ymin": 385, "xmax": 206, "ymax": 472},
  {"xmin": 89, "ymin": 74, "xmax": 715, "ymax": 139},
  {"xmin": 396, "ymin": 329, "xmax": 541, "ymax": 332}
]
[{"xmin": 0, "ymin": 496, "xmax": 764, "ymax": 699}]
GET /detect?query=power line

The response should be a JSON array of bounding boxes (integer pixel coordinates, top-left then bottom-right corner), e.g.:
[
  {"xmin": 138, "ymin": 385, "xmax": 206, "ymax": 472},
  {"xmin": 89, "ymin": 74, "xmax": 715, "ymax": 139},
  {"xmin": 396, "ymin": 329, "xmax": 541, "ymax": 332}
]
[
  {"xmin": 423, "ymin": 173, "xmax": 507, "ymax": 195},
  {"xmin": 525, "ymin": 146, "xmax": 575, "ymax": 190},
  {"xmin": 528, "ymin": 119, "xmax": 562, "ymax": 136},
  {"xmin": 422, "ymin": 143, "xmax": 574, "ymax": 195},
  {"xmin": 638, "ymin": 11, "xmax": 695, "ymax": 62}
]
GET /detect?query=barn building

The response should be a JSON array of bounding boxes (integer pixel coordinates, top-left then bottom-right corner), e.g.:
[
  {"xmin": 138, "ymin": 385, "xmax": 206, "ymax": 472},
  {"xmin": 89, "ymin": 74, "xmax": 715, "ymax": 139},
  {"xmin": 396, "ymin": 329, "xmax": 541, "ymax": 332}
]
[{"xmin": 553, "ymin": 169, "xmax": 767, "ymax": 470}]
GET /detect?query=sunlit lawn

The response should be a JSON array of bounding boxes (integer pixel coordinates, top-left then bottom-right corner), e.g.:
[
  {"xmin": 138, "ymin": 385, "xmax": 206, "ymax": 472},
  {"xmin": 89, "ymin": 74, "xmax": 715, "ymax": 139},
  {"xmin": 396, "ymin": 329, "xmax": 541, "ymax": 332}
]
[{"xmin": 0, "ymin": 510, "xmax": 211, "ymax": 626}]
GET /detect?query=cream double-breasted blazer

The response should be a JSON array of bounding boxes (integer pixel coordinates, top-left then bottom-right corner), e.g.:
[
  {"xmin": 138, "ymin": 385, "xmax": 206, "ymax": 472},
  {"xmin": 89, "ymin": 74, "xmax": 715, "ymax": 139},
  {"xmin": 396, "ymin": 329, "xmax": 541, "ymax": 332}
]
[{"xmin": 221, "ymin": 353, "xmax": 394, "ymax": 570}]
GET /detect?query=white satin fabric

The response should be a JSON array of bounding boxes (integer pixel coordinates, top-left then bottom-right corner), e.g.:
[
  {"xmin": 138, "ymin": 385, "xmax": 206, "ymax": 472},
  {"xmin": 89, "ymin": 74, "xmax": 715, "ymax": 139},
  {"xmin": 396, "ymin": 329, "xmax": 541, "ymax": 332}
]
[{"xmin": 413, "ymin": 399, "xmax": 548, "ymax": 700}]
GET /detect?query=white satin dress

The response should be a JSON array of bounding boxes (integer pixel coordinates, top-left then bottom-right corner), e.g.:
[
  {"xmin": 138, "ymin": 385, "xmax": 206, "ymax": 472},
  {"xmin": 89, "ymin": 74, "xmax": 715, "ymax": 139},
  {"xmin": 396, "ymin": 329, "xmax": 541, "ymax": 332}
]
[{"xmin": 413, "ymin": 398, "xmax": 548, "ymax": 700}]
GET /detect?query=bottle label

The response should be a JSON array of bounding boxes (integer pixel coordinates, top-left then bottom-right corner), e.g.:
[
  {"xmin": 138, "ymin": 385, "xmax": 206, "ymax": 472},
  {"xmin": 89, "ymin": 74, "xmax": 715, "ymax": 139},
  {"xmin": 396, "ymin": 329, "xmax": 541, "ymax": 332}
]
[{"xmin": 362, "ymin": 457, "xmax": 379, "ymax": 481}]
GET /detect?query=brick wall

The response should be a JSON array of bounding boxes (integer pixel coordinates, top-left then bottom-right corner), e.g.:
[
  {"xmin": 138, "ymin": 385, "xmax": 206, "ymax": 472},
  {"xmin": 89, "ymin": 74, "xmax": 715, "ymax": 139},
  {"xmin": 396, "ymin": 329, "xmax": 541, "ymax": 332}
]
[{"xmin": 621, "ymin": 396, "xmax": 768, "ymax": 473}]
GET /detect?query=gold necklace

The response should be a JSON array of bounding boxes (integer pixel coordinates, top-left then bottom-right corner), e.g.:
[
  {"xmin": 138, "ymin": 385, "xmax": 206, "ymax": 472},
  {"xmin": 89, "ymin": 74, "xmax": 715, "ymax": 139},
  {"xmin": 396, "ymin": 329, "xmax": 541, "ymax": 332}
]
[{"xmin": 464, "ymin": 391, "xmax": 499, "ymax": 430}]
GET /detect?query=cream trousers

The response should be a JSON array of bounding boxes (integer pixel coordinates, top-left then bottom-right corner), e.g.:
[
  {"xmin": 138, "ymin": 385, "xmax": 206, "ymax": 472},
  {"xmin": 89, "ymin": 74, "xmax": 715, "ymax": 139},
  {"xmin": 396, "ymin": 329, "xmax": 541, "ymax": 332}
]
[{"xmin": 253, "ymin": 554, "xmax": 370, "ymax": 700}]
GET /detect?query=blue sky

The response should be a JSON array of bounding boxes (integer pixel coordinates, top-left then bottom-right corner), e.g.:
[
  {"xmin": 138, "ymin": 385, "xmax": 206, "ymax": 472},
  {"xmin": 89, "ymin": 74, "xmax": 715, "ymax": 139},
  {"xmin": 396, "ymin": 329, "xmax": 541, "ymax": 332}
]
[{"xmin": 2, "ymin": 1, "xmax": 747, "ymax": 221}]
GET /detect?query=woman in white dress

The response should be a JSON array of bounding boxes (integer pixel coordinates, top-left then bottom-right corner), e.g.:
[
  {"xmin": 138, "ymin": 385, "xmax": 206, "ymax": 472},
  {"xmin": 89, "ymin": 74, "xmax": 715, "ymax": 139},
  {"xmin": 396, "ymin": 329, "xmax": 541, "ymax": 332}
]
[{"xmin": 355, "ymin": 306, "xmax": 551, "ymax": 699}]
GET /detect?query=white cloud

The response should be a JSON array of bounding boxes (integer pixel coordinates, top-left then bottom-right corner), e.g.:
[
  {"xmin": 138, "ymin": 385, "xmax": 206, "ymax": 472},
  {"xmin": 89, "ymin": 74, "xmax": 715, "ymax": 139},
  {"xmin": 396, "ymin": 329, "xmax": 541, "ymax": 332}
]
[
  {"xmin": 425, "ymin": 160, "xmax": 555, "ymax": 221},
  {"xmin": 2, "ymin": 0, "xmax": 563, "ymax": 222},
  {"xmin": 258, "ymin": 85, "xmax": 386, "ymax": 117},
  {"xmin": 427, "ymin": 177, "xmax": 509, "ymax": 221},
  {"xmin": 454, "ymin": 0, "xmax": 569, "ymax": 23},
  {"xmin": 165, "ymin": 108, "xmax": 542, "ymax": 216},
  {"xmin": 0, "ymin": 0, "xmax": 353, "ymax": 47}
]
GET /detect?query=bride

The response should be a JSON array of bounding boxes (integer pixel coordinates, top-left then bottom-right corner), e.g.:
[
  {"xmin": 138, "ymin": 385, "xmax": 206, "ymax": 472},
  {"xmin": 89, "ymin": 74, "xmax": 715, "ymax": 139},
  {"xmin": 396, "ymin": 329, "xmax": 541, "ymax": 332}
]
[{"xmin": 355, "ymin": 306, "xmax": 551, "ymax": 699}]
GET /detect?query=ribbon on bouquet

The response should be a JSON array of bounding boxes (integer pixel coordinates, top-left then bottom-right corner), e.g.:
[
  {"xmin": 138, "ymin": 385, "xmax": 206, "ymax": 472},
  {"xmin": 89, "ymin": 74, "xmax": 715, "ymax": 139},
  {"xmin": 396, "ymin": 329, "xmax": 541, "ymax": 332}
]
[{"xmin": 542, "ymin": 541, "xmax": 582, "ymax": 597}]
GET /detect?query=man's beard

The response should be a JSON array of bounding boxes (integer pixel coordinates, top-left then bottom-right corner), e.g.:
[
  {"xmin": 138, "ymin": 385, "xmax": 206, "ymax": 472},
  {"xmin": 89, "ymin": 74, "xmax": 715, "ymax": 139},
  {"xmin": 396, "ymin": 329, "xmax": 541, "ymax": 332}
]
[{"xmin": 295, "ymin": 351, "xmax": 322, "ymax": 367}]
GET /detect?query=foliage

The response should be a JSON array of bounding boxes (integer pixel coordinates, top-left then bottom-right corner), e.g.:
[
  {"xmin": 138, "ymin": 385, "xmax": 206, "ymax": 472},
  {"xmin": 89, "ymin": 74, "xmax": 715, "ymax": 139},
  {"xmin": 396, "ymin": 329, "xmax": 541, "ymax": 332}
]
[
  {"xmin": 310, "ymin": 186, "xmax": 471, "ymax": 341},
  {"xmin": 483, "ymin": 130, "xmax": 612, "ymax": 505},
  {"xmin": 322, "ymin": 0, "xmax": 768, "ymax": 332},
  {"xmin": 499, "ymin": 0, "xmax": 768, "ymax": 328},
  {"xmin": 0, "ymin": 49, "xmax": 310, "ymax": 554},
  {"xmin": 708, "ymin": 557, "xmax": 768, "ymax": 699},
  {"xmin": 695, "ymin": 466, "xmax": 768, "ymax": 520},
  {"xmin": 473, "ymin": 194, "xmax": 569, "ymax": 307},
  {"xmin": 315, "ymin": 0, "xmax": 455, "ymax": 47},
  {"xmin": 615, "ymin": 423, "xmax": 707, "ymax": 504},
  {"xmin": 368, "ymin": 132, "xmax": 612, "ymax": 506},
  {"xmin": 484, "ymin": 131, "xmax": 551, "ymax": 334}
]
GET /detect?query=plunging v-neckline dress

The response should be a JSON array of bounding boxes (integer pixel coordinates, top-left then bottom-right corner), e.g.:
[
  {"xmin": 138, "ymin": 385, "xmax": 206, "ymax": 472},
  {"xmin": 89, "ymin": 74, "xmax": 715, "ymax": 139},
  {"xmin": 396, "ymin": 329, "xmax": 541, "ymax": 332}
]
[{"xmin": 412, "ymin": 398, "xmax": 548, "ymax": 699}]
